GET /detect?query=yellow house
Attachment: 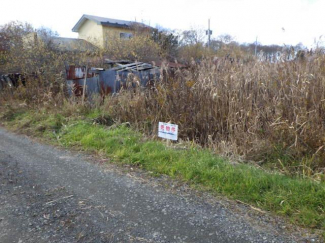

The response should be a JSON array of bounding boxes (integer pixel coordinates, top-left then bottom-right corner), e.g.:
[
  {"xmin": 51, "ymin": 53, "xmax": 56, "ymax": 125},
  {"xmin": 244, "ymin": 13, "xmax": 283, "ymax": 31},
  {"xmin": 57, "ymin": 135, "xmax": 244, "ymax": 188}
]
[{"xmin": 72, "ymin": 14, "xmax": 152, "ymax": 49}]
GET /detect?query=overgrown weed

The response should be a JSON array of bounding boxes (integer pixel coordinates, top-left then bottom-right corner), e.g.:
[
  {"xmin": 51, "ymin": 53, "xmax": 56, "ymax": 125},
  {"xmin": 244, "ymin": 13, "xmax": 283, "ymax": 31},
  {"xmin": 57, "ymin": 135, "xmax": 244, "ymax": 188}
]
[{"xmin": 100, "ymin": 55, "xmax": 325, "ymax": 179}]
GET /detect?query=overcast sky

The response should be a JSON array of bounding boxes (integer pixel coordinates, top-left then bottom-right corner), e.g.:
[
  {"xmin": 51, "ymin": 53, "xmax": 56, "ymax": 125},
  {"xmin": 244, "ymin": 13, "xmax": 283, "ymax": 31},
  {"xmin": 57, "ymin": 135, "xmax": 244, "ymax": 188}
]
[{"xmin": 1, "ymin": 0, "xmax": 324, "ymax": 47}]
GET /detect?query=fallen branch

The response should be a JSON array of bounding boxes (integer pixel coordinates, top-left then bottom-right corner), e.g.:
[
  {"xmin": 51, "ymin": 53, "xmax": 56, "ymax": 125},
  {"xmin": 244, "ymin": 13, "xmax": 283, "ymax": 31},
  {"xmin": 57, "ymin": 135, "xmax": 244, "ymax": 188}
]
[
  {"xmin": 45, "ymin": 195, "xmax": 74, "ymax": 205},
  {"xmin": 236, "ymin": 200, "xmax": 266, "ymax": 214}
]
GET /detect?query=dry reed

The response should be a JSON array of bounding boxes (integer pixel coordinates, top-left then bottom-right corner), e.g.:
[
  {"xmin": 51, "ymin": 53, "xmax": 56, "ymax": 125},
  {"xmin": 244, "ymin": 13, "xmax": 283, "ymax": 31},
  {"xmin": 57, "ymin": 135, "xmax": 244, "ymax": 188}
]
[{"xmin": 102, "ymin": 54, "xmax": 325, "ymax": 177}]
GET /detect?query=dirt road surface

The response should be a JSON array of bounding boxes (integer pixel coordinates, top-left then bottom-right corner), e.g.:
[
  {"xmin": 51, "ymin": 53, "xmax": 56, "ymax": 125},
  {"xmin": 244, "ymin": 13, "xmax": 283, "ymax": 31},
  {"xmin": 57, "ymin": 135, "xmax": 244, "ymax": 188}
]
[{"xmin": 0, "ymin": 127, "xmax": 320, "ymax": 242}]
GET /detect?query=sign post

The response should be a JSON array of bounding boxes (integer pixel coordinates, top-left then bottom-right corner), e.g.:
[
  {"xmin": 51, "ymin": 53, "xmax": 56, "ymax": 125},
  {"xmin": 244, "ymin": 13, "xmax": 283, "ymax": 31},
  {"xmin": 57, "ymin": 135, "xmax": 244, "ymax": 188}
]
[{"xmin": 158, "ymin": 122, "xmax": 178, "ymax": 141}]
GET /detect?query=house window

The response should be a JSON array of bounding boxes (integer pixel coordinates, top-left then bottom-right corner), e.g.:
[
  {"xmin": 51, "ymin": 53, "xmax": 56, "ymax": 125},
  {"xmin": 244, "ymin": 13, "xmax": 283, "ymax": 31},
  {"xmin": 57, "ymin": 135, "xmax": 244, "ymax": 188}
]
[{"xmin": 120, "ymin": 32, "xmax": 133, "ymax": 39}]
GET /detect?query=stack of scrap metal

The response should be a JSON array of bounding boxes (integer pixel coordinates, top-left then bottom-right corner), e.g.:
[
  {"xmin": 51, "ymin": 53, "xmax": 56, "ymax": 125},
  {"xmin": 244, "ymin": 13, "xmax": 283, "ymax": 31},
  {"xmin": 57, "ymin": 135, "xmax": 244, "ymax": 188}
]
[{"xmin": 66, "ymin": 61, "xmax": 160, "ymax": 97}]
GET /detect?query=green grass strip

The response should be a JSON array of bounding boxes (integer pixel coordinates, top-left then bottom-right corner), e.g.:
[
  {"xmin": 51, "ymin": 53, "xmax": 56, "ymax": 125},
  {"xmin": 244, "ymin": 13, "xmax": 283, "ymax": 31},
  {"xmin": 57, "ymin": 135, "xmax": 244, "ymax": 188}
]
[
  {"xmin": 2, "ymin": 109, "xmax": 325, "ymax": 231},
  {"xmin": 59, "ymin": 121, "xmax": 325, "ymax": 229}
]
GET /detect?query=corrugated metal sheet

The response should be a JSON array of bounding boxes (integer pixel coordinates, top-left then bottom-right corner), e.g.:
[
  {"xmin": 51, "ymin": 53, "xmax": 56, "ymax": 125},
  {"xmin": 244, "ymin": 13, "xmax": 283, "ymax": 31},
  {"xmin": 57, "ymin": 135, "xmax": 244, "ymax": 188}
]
[
  {"xmin": 99, "ymin": 67, "xmax": 160, "ymax": 94},
  {"xmin": 66, "ymin": 66, "xmax": 96, "ymax": 80},
  {"xmin": 66, "ymin": 76, "xmax": 100, "ymax": 97}
]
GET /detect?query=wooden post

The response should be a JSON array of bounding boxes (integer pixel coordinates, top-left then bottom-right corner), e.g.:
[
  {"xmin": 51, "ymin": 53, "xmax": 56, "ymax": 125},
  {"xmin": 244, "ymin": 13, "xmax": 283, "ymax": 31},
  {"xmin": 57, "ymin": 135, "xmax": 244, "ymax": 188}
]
[{"xmin": 82, "ymin": 65, "xmax": 88, "ymax": 106}]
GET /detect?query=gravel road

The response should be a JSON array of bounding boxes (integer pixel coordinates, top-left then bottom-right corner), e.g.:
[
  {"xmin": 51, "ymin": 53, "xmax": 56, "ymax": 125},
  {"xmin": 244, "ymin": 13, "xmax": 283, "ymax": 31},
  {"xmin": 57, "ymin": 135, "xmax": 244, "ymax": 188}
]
[{"xmin": 0, "ymin": 127, "xmax": 321, "ymax": 243}]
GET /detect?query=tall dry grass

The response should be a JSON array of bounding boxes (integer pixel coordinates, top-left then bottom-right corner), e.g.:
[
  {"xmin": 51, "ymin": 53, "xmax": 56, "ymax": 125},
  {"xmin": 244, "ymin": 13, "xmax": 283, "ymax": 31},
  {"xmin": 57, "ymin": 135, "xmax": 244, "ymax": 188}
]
[{"xmin": 102, "ymin": 54, "xmax": 325, "ymax": 177}]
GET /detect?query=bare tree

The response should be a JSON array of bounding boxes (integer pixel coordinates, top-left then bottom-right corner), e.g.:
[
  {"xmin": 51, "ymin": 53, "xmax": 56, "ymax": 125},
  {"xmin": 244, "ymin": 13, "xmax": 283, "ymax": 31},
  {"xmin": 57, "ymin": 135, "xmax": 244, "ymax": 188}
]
[{"xmin": 179, "ymin": 27, "xmax": 206, "ymax": 46}]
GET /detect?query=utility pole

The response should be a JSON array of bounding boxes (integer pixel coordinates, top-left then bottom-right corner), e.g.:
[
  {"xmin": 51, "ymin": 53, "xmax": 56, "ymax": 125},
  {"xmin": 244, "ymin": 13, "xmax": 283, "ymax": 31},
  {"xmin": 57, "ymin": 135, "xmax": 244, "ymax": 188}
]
[{"xmin": 206, "ymin": 19, "xmax": 212, "ymax": 48}]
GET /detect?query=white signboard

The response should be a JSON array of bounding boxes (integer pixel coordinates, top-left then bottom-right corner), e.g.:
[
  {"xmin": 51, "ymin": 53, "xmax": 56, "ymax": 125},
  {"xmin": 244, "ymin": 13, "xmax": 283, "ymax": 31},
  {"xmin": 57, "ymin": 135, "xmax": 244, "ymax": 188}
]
[{"xmin": 158, "ymin": 122, "xmax": 178, "ymax": 141}]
